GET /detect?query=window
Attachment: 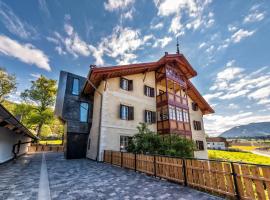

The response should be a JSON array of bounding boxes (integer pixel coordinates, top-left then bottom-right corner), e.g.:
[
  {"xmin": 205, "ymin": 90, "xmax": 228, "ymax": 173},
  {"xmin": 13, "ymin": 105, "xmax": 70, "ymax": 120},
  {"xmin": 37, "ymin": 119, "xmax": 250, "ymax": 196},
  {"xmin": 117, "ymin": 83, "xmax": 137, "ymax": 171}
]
[
  {"xmin": 120, "ymin": 104, "xmax": 134, "ymax": 120},
  {"xmin": 192, "ymin": 102, "xmax": 198, "ymax": 111},
  {"xmin": 120, "ymin": 78, "xmax": 133, "ymax": 91},
  {"xmin": 72, "ymin": 78, "xmax": 79, "ymax": 95},
  {"xmin": 183, "ymin": 110, "xmax": 189, "ymax": 122},
  {"xmin": 120, "ymin": 136, "xmax": 131, "ymax": 151},
  {"xmin": 80, "ymin": 102, "xmax": 89, "ymax": 122},
  {"xmin": 196, "ymin": 140, "xmax": 204, "ymax": 150},
  {"xmin": 144, "ymin": 110, "xmax": 156, "ymax": 123},
  {"xmin": 193, "ymin": 120, "xmax": 202, "ymax": 130},
  {"xmin": 144, "ymin": 85, "xmax": 155, "ymax": 97},
  {"xmin": 169, "ymin": 105, "xmax": 176, "ymax": 120},
  {"xmin": 176, "ymin": 107, "xmax": 183, "ymax": 121}
]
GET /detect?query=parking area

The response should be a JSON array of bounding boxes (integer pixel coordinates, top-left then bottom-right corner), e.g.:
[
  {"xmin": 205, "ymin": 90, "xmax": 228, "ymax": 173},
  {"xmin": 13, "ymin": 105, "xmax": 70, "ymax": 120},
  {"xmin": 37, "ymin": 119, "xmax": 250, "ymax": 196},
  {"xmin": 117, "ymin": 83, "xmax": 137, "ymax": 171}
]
[{"xmin": 0, "ymin": 152, "xmax": 222, "ymax": 200}]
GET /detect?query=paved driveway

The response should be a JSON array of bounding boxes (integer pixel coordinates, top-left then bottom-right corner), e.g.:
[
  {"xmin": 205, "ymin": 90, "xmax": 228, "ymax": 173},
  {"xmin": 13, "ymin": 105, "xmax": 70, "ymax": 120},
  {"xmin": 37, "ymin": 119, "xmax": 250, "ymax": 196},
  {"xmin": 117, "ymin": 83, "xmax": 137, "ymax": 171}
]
[{"xmin": 0, "ymin": 153, "xmax": 222, "ymax": 200}]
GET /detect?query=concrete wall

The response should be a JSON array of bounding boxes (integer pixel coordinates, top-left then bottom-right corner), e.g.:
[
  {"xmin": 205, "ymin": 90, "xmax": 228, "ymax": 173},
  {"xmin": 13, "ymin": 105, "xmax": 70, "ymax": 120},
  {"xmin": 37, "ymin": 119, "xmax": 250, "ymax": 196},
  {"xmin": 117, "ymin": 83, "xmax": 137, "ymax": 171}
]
[
  {"xmin": 188, "ymin": 96, "xmax": 208, "ymax": 159},
  {"xmin": 0, "ymin": 127, "xmax": 31, "ymax": 163}
]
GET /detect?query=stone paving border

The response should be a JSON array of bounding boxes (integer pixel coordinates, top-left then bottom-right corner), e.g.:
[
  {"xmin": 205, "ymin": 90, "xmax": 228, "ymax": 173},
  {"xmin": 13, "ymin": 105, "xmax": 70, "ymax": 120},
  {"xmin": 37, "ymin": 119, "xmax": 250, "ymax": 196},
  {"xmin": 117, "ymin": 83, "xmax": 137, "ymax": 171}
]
[{"xmin": 38, "ymin": 153, "xmax": 51, "ymax": 200}]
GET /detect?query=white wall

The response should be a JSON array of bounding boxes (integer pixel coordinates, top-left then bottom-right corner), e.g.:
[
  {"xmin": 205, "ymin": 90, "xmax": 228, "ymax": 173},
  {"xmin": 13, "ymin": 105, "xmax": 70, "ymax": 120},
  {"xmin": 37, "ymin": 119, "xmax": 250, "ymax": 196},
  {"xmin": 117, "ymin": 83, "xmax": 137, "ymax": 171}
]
[
  {"xmin": 0, "ymin": 127, "xmax": 31, "ymax": 163},
  {"xmin": 207, "ymin": 142, "xmax": 226, "ymax": 150}
]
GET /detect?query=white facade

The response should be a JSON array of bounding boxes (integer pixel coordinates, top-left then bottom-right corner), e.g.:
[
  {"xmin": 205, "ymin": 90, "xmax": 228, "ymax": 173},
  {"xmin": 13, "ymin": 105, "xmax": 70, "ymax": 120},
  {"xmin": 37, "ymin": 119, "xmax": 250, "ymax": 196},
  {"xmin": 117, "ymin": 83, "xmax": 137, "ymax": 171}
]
[
  {"xmin": 207, "ymin": 141, "xmax": 227, "ymax": 150},
  {"xmin": 0, "ymin": 127, "xmax": 31, "ymax": 163},
  {"xmin": 86, "ymin": 71, "xmax": 209, "ymax": 161}
]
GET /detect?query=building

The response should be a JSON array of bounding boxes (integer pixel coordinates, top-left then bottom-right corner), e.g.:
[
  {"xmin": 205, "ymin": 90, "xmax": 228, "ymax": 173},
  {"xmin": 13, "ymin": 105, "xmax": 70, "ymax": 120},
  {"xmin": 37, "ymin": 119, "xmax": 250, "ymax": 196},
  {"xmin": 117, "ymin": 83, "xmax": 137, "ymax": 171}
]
[
  {"xmin": 54, "ymin": 71, "xmax": 92, "ymax": 159},
  {"xmin": 55, "ymin": 52, "xmax": 214, "ymax": 160},
  {"xmin": 206, "ymin": 137, "xmax": 228, "ymax": 150},
  {"xmin": 0, "ymin": 104, "xmax": 38, "ymax": 164}
]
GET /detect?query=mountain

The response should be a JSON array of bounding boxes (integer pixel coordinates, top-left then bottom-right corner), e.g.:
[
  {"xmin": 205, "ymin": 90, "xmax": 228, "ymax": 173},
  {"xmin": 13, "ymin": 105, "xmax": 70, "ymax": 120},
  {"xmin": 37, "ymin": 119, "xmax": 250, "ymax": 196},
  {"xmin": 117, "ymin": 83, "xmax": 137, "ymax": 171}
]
[{"xmin": 220, "ymin": 122, "xmax": 270, "ymax": 138}]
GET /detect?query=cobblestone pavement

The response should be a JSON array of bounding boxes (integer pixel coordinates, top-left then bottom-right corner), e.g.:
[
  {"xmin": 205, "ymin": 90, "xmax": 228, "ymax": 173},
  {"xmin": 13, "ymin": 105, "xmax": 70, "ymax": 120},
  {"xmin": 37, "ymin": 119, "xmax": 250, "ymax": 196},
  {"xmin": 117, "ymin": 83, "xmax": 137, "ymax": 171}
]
[{"xmin": 0, "ymin": 152, "xmax": 223, "ymax": 200}]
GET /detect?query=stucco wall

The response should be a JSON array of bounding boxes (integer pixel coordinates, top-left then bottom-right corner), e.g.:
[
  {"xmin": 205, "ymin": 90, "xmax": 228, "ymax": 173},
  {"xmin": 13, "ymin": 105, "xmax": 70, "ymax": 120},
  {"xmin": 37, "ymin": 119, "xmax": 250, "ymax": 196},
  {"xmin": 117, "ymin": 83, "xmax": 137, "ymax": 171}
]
[
  {"xmin": 188, "ymin": 96, "xmax": 208, "ymax": 159},
  {"xmin": 0, "ymin": 127, "xmax": 31, "ymax": 163}
]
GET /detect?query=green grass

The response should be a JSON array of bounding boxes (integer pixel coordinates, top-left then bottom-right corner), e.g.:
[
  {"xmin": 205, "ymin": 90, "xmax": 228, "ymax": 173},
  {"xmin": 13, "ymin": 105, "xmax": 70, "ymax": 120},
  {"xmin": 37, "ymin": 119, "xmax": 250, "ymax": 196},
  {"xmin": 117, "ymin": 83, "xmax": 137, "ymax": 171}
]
[
  {"xmin": 208, "ymin": 150, "xmax": 270, "ymax": 165},
  {"xmin": 39, "ymin": 140, "xmax": 62, "ymax": 145}
]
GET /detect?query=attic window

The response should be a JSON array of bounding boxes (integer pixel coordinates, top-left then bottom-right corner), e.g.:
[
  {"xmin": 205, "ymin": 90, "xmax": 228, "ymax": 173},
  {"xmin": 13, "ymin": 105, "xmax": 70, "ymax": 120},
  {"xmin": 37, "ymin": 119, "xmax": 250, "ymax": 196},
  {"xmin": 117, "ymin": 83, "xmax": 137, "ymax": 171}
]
[
  {"xmin": 192, "ymin": 102, "xmax": 198, "ymax": 111},
  {"xmin": 120, "ymin": 78, "xmax": 133, "ymax": 91}
]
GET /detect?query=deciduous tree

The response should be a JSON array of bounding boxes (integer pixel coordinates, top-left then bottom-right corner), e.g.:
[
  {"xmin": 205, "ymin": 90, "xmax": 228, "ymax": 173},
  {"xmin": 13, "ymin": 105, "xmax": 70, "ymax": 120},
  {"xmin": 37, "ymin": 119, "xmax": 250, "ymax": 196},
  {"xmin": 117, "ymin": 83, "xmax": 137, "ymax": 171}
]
[{"xmin": 0, "ymin": 68, "xmax": 16, "ymax": 103}]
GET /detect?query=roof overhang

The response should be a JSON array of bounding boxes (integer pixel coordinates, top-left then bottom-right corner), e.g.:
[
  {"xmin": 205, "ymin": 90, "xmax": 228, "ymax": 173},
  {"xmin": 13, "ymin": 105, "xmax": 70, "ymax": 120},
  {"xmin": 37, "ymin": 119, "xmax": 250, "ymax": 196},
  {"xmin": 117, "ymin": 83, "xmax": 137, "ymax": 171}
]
[{"xmin": 0, "ymin": 104, "xmax": 39, "ymax": 140}]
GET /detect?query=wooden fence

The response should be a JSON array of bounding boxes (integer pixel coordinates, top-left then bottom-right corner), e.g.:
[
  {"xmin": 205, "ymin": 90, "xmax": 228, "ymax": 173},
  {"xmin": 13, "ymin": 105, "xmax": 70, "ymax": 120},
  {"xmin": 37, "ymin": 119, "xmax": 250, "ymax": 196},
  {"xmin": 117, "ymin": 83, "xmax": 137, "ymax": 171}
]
[
  {"xmin": 104, "ymin": 150, "xmax": 270, "ymax": 200},
  {"xmin": 28, "ymin": 145, "xmax": 64, "ymax": 153}
]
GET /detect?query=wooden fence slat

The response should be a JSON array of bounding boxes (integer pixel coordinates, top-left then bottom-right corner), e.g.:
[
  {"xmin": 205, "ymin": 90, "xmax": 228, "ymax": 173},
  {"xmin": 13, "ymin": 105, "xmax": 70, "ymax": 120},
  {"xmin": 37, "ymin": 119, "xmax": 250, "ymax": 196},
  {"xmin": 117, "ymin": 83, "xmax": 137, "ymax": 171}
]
[
  {"xmin": 241, "ymin": 165, "xmax": 256, "ymax": 199},
  {"xmin": 250, "ymin": 166, "xmax": 266, "ymax": 200},
  {"xmin": 223, "ymin": 163, "xmax": 235, "ymax": 195},
  {"xmin": 262, "ymin": 167, "xmax": 270, "ymax": 199}
]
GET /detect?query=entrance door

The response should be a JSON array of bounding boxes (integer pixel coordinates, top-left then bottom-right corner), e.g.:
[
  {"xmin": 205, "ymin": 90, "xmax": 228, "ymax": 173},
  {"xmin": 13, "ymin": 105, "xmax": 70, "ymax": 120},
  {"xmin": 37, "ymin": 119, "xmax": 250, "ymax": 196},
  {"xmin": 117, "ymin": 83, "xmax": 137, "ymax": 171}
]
[{"xmin": 66, "ymin": 133, "xmax": 88, "ymax": 159}]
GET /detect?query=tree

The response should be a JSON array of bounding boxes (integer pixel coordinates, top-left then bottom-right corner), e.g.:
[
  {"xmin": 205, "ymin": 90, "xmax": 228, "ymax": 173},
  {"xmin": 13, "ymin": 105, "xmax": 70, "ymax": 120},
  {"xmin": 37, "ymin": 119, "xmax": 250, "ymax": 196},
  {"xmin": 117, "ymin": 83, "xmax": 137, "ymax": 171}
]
[
  {"xmin": 21, "ymin": 75, "xmax": 57, "ymax": 137},
  {"xmin": 0, "ymin": 68, "xmax": 16, "ymax": 103},
  {"xmin": 127, "ymin": 123, "xmax": 195, "ymax": 157}
]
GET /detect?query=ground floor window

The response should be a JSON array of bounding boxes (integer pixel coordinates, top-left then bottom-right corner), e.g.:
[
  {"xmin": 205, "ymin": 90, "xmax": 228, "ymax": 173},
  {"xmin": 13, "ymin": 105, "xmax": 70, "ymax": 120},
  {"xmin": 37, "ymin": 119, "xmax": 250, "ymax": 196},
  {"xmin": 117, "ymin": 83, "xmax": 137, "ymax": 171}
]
[
  {"xmin": 196, "ymin": 140, "xmax": 204, "ymax": 151},
  {"xmin": 120, "ymin": 136, "xmax": 132, "ymax": 151}
]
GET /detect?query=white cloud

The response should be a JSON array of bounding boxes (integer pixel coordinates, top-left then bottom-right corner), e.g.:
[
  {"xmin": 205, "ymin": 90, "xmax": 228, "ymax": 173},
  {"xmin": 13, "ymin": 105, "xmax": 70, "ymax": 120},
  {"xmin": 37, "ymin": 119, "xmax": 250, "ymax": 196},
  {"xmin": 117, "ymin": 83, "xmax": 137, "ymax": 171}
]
[
  {"xmin": 231, "ymin": 29, "xmax": 256, "ymax": 43},
  {"xmin": 38, "ymin": 0, "xmax": 50, "ymax": 17},
  {"xmin": 203, "ymin": 92, "xmax": 223, "ymax": 102},
  {"xmin": 248, "ymin": 85, "xmax": 270, "ymax": 101},
  {"xmin": 30, "ymin": 73, "xmax": 41, "ymax": 79},
  {"xmin": 121, "ymin": 9, "xmax": 134, "ymax": 20},
  {"xmin": 0, "ymin": 35, "xmax": 51, "ymax": 71},
  {"xmin": 226, "ymin": 60, "xmax": 235, "ymax": 67},
  {"xmin": 104, "ymin": 0, "xmax": 134, "ymax": 11},
  {"xmin": 153, "ymin": 37, "xmax": 172, "ymax": 48},
  {"xmin": 154, "ymin": 0, "xmax": 213, "ymax": 35},
  {"xmin": 150, "ymin": 22, "xmax": 164, "ymax": 29},
  {"xmin": 228, "ymin": 103, "xmax": 239, "ymax": 109},
  {"xmin": 0, "ymin": 1, "xmax": 37, "ymax": 39},
  {"xmin": 198, "ymin": 42, "xmax": 206, "ymax": 49},
  {"xmin": 243, "ymin": 5, "xmax": 265, "ymax": 24},
  {"xmin": 228, "ymin": 24, "xmax": 237, "ymax": 32}
]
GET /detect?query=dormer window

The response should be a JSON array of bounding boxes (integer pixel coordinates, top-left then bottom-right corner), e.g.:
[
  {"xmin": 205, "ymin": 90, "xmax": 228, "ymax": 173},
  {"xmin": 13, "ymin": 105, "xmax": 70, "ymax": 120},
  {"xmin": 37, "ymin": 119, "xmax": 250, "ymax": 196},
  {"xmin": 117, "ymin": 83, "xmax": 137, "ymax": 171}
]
[
  {"xmin": 72, "ymin": 78, "xmax": 79, "ymax": 95},
  {"xmin": 120, "ymin": 78, "xmax": 133, "ymax": 91}
]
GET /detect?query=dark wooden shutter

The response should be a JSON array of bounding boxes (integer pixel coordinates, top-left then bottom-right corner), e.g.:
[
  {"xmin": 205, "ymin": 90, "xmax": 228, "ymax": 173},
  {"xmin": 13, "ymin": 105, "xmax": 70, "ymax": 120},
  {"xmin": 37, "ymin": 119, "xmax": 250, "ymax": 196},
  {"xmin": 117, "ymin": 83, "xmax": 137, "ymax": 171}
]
[
  {"xmin": 151, "ymin": 111, "xmax": 156, "ymax": 123},
  {"xmin": 128, "ymin": 80, "xmax": 133, "ymax": 91},
  {"xmin": 144, "ymin": 85, "xmax": 147, "ymax": 95},
  {"xmin": 144, "ymin": 110, "xmax": 147, "ymax": 122},
  {"xmin": 119, "ymin": 104, "xmax": 123, "ymax": 119},
  {"xmin": 193, "ymin": 120, "xmax": 196, "ymax": 130},
  {"xmin": 150, "ymin": 88, "xmax": 154, "ymax": 97},
  {"xmin": 128, "ymin": 106, "xmax": 134, "ymax": 120},
  {"xmin": 120, "ymin": 78, "xmax": 123, "ymax": 89}
]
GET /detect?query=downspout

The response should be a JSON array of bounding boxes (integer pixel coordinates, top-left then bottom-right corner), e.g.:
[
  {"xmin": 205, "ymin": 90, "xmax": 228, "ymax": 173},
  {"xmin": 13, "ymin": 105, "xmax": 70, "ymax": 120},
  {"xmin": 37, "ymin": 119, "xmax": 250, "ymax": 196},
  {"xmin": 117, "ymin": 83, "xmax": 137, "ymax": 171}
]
[
  {"xmin": 86, "ymin": 78, "xmax": 103, "ymax": 161},
  {"xmin": 12, "ymin": 140, "xmax": 35, "ymax": 159}
]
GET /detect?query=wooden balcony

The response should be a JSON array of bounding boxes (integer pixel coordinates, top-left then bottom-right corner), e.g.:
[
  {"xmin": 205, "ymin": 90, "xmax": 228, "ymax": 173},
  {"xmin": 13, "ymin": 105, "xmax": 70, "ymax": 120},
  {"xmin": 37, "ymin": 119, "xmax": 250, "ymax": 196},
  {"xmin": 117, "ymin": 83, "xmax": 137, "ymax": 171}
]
[{"xmin": 156, "ymin": 92, "xmax": 188, "ymax": 108}]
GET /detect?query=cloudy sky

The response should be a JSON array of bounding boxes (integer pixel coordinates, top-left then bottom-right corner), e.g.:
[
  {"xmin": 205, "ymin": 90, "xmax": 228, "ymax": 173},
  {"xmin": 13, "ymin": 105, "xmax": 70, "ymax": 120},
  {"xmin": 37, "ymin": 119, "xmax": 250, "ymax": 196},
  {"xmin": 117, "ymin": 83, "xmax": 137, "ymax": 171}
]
[{"xmin": 0, "ymin": 0, "xmax": 269, "ymax": 136}]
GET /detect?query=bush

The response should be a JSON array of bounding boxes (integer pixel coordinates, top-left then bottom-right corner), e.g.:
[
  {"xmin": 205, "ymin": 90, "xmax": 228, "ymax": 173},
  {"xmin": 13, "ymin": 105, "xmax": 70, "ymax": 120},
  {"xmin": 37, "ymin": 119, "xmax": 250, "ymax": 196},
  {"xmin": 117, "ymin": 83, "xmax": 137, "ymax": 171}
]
[{"xmin": 127, "ymin": 123, "xmax": 195, "ymax": 157}]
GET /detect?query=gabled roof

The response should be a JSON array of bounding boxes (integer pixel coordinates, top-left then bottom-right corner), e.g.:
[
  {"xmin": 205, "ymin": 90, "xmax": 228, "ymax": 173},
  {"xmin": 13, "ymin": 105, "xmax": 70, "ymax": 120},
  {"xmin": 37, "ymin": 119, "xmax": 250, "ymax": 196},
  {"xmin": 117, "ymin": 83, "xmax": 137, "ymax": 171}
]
[
  {"xmin": 0, "ymin": 104, "xmax": 38, "ymax": 140},
  {"xmin": 83, "ymin": 53, "xmax": 214, "ymax": 115}
]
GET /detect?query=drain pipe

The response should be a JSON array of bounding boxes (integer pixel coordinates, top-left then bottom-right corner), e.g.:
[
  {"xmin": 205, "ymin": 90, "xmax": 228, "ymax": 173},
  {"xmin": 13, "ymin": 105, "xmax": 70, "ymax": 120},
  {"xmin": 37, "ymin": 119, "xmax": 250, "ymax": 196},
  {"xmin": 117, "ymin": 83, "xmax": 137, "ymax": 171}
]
[
  {"xmin": 86, "ymin": 78, "xmax": 103, "ymax": 161},
  {"xmin": 12, "ymin": 140, "xmax": 35, "ymax": 159}
]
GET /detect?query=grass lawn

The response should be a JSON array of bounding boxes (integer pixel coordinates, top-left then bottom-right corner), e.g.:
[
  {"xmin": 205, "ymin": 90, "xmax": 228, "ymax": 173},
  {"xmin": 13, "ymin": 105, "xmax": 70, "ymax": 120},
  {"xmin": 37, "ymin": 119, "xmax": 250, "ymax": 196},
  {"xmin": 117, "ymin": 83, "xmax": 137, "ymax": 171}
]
[
  {"xmin": 39, "ymin": 140, "xmax": 63, "ymax": 145},
  {"xmin": 208, "ymin": 150, "xmax": 270, "ymax": 165}
]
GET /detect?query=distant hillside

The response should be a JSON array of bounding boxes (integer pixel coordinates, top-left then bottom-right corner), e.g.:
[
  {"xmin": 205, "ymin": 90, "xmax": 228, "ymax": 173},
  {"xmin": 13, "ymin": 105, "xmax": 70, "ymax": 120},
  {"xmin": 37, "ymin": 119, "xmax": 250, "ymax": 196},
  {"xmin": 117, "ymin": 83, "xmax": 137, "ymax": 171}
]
[{"xmin": 220, "ymin": 122, "xmax": 270, "ymax": 138}]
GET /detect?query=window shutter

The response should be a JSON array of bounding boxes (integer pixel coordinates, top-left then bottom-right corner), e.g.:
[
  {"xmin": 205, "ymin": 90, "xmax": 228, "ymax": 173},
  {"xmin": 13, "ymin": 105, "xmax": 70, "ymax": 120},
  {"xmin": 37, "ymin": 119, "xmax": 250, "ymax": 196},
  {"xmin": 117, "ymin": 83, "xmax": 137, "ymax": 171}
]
[
  {"xmin": 193, "ymin": 121, "xmax": 196, "ymax": 130},
  {"xmin": 128, "ymin": 80, "xmax": 133, "ymax": 91},
  {"xmin": 119, "ymin": 104, "xmax": 123, "ymax": 119},
  {"xmin": 128, "ymin": 106, "xmax": 134, "ymax": 120},
  {"xmin": 144, "ymin": 110, "xmax": 147, "ymax": 123},
  {"xmin": 152, "ymin": 111, "xmax": 156, "ymax": 123},
  {"xmin": 150, "ymin": 88, "xmax": 155, "ymax": 97},
  {"xmin": 144, "ymin": 85, "xmax": 147, "ymax": 95},
  {"xmin": 120, "ymin": 78, "xmax": 123, "ymax": 89}
]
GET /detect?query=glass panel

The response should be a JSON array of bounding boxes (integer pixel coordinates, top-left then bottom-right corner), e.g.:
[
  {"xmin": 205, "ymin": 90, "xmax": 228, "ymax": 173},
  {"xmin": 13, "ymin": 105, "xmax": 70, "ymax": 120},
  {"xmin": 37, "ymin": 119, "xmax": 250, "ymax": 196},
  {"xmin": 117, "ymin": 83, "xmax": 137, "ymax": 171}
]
[
  {"xmin": 72, "ymin": 78, "xmax": 79, "ymax": 95},
  {"xmin": 80, "ymin": 102, "xmax": 89, "ymax": 122},
  {"xmin": 120, "ymin": 136, "xmax": 131, "ymax": 151},
  {"xmin": 169, "ymin": 105, "xmax": 176, "ymax": 120}
]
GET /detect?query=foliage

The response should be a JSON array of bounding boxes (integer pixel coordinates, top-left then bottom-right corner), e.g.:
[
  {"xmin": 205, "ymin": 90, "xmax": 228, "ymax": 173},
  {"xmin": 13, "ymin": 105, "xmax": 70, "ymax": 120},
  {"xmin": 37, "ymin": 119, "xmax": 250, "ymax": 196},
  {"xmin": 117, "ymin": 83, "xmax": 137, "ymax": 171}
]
[
  {"xmin": 39, "ymin": 140, "xmax": 62, "ymax": 145},
  {"xmin": 127, "ymin": 123, "xmax": 195, "ymax": 157},
  {"xmin": 208, "ymin": 150, "xmax": 270, "ymax": 165},
  {"xmin": 21, "ymin": 75, "xmax": 57, "ymax": 137},
  {"xmin": 0, "ymin": 68, "xmax": 16, "ymax": 103}
]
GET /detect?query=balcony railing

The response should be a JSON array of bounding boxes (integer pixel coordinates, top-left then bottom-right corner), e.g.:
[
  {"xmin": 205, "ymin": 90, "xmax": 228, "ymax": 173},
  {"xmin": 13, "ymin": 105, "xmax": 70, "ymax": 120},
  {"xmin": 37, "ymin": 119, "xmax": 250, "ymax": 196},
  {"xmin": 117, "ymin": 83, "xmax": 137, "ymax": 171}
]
[{"xmin": 156, "ymin": 92, "xmax": 188, "ymax": 108}]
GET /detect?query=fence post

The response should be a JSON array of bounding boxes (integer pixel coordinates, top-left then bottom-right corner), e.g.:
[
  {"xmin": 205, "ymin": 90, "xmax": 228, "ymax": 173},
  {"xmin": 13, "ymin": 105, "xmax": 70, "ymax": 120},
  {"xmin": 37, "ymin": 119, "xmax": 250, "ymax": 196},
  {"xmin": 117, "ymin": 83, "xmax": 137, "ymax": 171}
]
[
  {"xmin": 121, "ymin": 152, "xmax": 123, "ymax": 167},
  {"xmin": 103, "ymin": 150, "xmax": 106, "ymax": 162},
  {"xmin": 182, "ymin": 159, "xmax": 187, "ymax": 186},
  {"xmin": 154, "ymin": 155, "xmax": 157, "ymax": 177},
  {"xmin": 134, "ymin": 153, "xmax": 137, "ymax": 172},
  {"xmin": 231, "ymin": 162, "xmax": 240, "ymax": 200},
  {"xmin": 111, "ymin": 151, "xmax": 113, "ymax": 164}
]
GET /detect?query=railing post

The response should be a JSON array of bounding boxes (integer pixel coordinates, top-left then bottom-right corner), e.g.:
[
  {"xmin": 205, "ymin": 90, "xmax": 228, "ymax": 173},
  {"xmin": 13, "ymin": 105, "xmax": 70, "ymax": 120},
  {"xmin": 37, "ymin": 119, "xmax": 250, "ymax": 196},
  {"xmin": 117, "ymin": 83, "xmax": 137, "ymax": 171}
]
[
  {"xmin": 231, "ymin": 162, "xmax": 240, "ymax": 200},
  {"xmin": 154, "ymin": 155, "xmax": 157, "ymax": 177},
  {"xmin": 182, "ymin": 159, "xmax": 187, "ymax": 186},
  {"xmin": 121, "ymin": 152, "xmax": 123, "ymax": 167},
  {"xmin": 111, "ymin": 151, "xmax": 113, "ymax": 164},
  {"xmin": 134, "ymin": 153, "xmax": 137, "ymax": 172},
  {"xmin": 103, "ymin": 150, "xmax": 105, "ymax": 162}
]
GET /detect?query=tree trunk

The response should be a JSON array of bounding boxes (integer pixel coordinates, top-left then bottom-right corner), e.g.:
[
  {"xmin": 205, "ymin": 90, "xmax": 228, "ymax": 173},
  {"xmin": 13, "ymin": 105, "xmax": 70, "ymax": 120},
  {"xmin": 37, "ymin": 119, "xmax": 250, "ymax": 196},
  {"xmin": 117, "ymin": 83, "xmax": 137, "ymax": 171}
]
[{"xmin": 37, "ymin": 123, "xmax": 43, "ymax": 138}]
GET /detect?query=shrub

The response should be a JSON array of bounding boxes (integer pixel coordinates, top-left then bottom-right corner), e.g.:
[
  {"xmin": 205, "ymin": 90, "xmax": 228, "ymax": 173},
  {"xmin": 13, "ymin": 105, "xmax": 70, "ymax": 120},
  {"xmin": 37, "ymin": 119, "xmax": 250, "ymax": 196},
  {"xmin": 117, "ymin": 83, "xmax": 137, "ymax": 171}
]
[{"xmin": 127, "ymin": 123, "xmax": 195, "ymax": 157}]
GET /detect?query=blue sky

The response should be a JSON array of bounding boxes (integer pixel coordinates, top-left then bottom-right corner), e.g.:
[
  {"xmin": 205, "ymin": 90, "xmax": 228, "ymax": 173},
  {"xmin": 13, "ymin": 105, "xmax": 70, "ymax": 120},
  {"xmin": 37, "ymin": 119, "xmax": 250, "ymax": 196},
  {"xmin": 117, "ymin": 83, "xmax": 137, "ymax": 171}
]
[{"xmin": 0, "ymin": 0, "xmax": 270, "ymax": 135}]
